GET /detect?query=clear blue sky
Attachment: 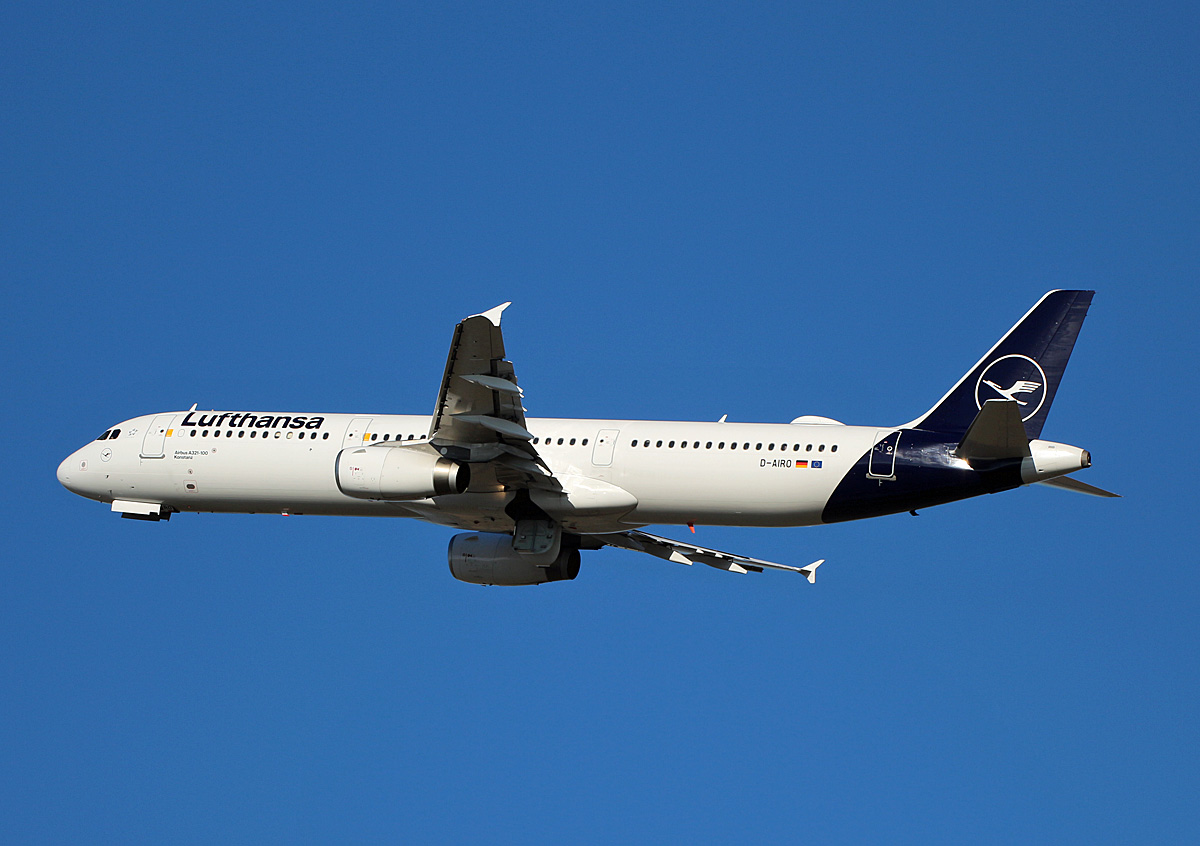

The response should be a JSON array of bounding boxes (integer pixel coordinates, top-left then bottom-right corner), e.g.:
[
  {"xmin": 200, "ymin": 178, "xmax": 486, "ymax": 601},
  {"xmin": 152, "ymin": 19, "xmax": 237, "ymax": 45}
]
[{"xmin": 3, "ymin": 3, "xmax": 1198, "ymax": 843}]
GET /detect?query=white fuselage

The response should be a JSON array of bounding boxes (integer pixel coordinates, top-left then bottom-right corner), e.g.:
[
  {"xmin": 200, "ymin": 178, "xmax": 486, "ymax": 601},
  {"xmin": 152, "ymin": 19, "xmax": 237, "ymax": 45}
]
[{"xmin": 57, "ymin": 410, "xmax": 884, "ymax": 533}]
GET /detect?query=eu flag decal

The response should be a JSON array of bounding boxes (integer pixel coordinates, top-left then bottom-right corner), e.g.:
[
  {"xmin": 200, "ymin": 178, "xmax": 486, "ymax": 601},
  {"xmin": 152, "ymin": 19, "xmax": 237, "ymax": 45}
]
[{"xmin": 812, "ymin": 460, "xmax": 822, "ymax": 469}]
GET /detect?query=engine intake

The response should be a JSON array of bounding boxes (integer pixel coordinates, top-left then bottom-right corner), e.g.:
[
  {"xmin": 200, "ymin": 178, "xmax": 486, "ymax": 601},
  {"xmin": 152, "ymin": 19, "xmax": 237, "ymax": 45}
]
[
  {"xmin": 448, "ymin": 532, "xmax": 581, "ymax": 586},
  {"xmin": 335, "ymin": 446, "xmax": 469, "ymax": 500}
]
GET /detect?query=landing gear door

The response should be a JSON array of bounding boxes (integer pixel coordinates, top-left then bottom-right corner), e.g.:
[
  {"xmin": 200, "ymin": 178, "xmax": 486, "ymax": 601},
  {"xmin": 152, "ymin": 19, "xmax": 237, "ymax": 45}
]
[
  {"xmin": 591, "ymin": 429, "xmax": 620, "ymax": 466},
  {"xmin": 868, "ymin": 430, "xmax": 900, "ymax": 479},
  {"xmin": 141, "ymin": 414, "xmax": 176, "ymax": 458}
]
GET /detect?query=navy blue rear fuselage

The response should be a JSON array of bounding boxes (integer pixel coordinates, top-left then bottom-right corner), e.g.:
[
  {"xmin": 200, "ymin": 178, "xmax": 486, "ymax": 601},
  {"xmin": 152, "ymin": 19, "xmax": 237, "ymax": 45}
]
[{"xmin": 822, "ymin": 429, "xmax": 1023, "ymax": 523}]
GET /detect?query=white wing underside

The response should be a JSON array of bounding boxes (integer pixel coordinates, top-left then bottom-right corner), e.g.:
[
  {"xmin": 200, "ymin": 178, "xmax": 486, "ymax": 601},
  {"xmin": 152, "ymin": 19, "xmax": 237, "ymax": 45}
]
[{"xmin": 589, "ymin": 530, "xmax": 824, "ymax": 581}]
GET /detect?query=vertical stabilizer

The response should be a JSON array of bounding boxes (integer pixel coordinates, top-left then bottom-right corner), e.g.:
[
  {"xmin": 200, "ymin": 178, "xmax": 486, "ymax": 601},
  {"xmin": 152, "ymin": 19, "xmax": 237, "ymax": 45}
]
[{"xmin": 907, "ymin": 290, "xmax": 1094, "ymax": 439}]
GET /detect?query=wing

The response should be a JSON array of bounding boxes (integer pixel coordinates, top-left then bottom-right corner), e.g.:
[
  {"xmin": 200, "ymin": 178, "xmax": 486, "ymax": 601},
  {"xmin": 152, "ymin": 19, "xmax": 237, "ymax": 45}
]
[
  {"xmin": 425, "ymin": 303, "xmax": 559, "ymax": 492},
  {"xmin": 587, "ymin": 529, "xmax": 824, "ymax": 582}
]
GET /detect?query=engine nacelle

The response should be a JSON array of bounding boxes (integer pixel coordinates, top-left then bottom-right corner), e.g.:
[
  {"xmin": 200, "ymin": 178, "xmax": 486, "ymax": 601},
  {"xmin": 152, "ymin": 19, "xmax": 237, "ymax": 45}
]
[
  {"xmin": 335, "ymin": 446, "xmax": 469, "ymax": 500},
  {"xmin": 1020, "ymin": 439, "xmax": 1092, "ymax": 484},
  {"xmin": 448, "ymin": 532, "xmax": 581, "ymax": 586}
]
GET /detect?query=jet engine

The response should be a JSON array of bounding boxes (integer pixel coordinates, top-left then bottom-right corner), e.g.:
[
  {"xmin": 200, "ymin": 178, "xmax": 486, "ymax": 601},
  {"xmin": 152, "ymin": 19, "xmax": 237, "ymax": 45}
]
[
  {"xmin": 448, "ymin": 532, "xmax": 581, "ymax": 586},
  {"xmin": 335, "ymin": 446, "xmax": 469, "ymax": 500}
]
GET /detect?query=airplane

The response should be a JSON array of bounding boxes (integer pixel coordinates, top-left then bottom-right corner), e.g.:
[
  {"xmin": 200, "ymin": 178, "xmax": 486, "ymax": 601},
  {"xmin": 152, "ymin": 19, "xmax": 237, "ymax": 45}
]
[{"xmin": 57, "ymin": 290, "xmax": 1116, "ymax": 586}]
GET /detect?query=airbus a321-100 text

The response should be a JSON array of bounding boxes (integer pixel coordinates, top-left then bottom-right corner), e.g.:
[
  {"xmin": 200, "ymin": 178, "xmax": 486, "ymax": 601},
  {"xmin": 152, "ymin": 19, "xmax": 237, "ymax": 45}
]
[{"xmin": 58, "ymin": 291, "xmax": 1116, "ymax": 586}]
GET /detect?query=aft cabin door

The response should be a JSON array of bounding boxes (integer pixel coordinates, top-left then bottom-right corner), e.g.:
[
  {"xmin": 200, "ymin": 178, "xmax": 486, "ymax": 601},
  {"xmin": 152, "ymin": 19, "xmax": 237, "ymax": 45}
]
[
  {"xmin": 140, "ymin": 414, "xmax": 175, "ymax": 458},
  {"xmin": 592, "ymin": 429, "xmax": 620, "ymax": 466},
  {"xmin": 868, "ymin": 430, "xmax": 900, "ymax": 479}
]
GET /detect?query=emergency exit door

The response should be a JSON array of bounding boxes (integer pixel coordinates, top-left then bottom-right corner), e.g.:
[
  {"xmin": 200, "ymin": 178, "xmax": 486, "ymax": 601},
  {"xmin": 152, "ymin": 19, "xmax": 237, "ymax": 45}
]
[
  {"xmin": 591, "ymin": 429, "xmax": 620, "ymax": 466},
  {"xmin": 344, "ymin": 417, "xmax": 374, "ymax": 444}
]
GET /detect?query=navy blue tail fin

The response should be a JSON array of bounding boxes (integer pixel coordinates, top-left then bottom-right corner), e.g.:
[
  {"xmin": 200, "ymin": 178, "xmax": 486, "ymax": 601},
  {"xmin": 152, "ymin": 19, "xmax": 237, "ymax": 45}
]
[{"xmin": 907, "ymin": 290, "xmax": 1094, "ymax": 439}]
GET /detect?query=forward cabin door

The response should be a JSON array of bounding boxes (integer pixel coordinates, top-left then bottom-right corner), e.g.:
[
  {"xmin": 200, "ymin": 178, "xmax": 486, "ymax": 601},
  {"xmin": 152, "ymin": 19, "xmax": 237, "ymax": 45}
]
[
  {"xmin": 140, "ymin": 414, "xmax": 176, "ymax": 458},
  {"xmin": 592, "ymin": 429, "xmax": 620, "ymax": 466}
]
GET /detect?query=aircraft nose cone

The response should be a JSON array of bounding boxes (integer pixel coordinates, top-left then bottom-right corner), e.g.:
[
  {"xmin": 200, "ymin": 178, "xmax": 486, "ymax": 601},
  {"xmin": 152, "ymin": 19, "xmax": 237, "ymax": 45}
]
[
  {"xmin": 57, "ymin": 451, "xmax": 84, "ymax": 494},
  {"xmin": 57, "ymin": 454, "xmax": 73, "ymax": 488}
]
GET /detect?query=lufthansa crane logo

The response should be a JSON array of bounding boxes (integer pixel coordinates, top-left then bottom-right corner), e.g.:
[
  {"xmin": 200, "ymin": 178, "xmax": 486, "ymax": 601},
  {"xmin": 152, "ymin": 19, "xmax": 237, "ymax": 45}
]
[{"xmin": 975, "ymin": 354, "xmax": 1047, "ymax": 422}]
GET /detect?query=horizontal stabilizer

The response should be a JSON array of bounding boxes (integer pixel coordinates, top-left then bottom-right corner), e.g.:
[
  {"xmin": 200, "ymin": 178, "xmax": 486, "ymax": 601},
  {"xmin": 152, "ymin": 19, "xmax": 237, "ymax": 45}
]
[
  {"xmin": 1038, "ymin": 475, "xmax": 1120, "ymax": 498},
  {"xmin": 955, "ymin": 399, "xmax": 1031, "ymax": 463},
  {"xmin": 799, "ymin": 559, "xmax": 824, "ymax": 584}
]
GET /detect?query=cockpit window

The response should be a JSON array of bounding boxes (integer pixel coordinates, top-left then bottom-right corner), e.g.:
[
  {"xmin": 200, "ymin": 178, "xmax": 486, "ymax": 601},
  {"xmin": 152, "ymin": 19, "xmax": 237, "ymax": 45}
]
[
  {"xmin": 96, "ymin": 430, "xmax": 111, "ymax": 441},
  {"xmin": 110, "ymin": 429, "xmax": 120, "ymax": 439}
]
